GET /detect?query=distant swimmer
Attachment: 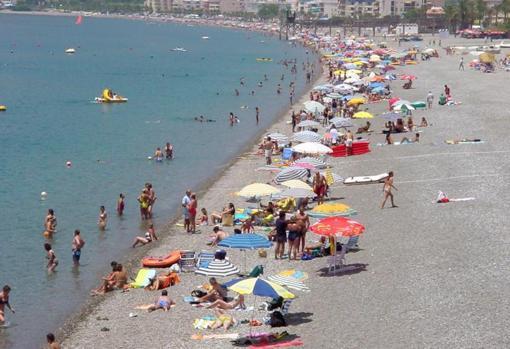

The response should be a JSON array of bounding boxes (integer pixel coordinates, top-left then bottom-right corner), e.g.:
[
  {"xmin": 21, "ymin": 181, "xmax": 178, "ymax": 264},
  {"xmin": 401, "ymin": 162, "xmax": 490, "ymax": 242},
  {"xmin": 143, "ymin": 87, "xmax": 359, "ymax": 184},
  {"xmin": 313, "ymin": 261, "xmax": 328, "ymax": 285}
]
[
  {"xmin": 235, "ymin": 89, "xmax": 239, "ymax": 96},
  {"xmin": 44, "ymin": 243, "xmax": 58, "ymax": 273},
  {"xmin": 255, "ymin": 106, "xmax": 260, "ymax": 124},
  {"xmin": 240, "ymin": 106, "xmax": 248, "ymax": 109},
  {"xmin": 165, "ymin": 142, "xmax": 174, "ymax": 159},
  {"xmin": 154, "ymin": 147, "xmax": 164, "ymax": 162},
  {"xmin": 258, "ymin": 82, "xmax": 263, "ymax": 87},
  {"xmin": 98, "ymin": 206, "xmax": 107, "ymax": 230},
  {"xmin": 264, "ymin": 74, "xmax": 268, "ymax": 81},
  {"xmin": 117, "ymin": 193, "xmax": 125, "ymax": 216},
  {"xmin": 194, "ymin": 115, "xmax": 215, "ymax": 122},
  {"xmin": 281, "ymin": 74, "xmax": 285, "ymax": 81}
]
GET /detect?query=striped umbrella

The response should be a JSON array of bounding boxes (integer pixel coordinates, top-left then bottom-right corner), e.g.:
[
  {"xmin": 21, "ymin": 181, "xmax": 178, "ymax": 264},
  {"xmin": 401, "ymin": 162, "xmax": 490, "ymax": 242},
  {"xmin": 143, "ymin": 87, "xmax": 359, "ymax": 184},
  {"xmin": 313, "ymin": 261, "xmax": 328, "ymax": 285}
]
[
  {"xmin": 267, "ymin": 132, "xmax": 289, "ymax": 144},
  {"xmin": 195, "ymin": 259, "xmax": 240, "ymax": 277},
  {"xmin": 379, "ymin": 112, "xmax": 401, "ymax": 121},
  {"xmin": 218, "ymin": 234, "xmax": 272, "ymax": 249},
  {"xmin": 296, "ymin": 120, "xmax": 320, "ymax": 128},
  {"xmin": 274, "ymin": 167, "xmax": 309, "ymax": 184},
  {"xmin": 268, "ymin": 275, "xmax": 310, "ymax": 292},
  {"xmin": 303, "ymin": 101, "xmax": 325, "ymax": 113},
  {"xmin": 330, "ymin": 117, "xmax": 353, "ymax": 128},
  {"xmin": 319, "ymin": 171, "xmax": 343, "ymax": 184},
  {"xmin": 294, "ymin": 157, "xmax": 328, "ymax": 169},
  {"xmin": 292, "ymin": 130, "xmax": 321, "ymax": 143}
]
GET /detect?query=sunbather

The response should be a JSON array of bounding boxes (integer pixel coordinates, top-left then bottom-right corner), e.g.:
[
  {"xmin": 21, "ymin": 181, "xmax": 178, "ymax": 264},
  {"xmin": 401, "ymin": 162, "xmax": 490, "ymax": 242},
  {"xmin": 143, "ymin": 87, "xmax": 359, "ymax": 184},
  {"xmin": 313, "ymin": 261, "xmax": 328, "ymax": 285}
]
[
  {"xmin": 147, "ymin": 290, "xmax": 175, "ymax": 312},
  {"xmin": 145, "ymin": 271, "xmax": 180, "ymax": 291},
  {"xmin": 401, "ymin": 133, "xmax": 420, "ymax": 144},
  {"xmin": 208, "ymin": 226, "xmax": 228, "ymax": 246},
  {"xmin": 419, "ymin": 117, "xmax": 429, "ymax": 127},
  {"xmin": 210, "ymin": 309, "xmax": 236, "ymax": 331},
  {"xmin": 356, "ymin": 121, "xmax": 371, "ymax": 134},
  {"xmin": 198, "ymin": 277, "xmax": 228, "ymax": 303},
  {"xmin": 207, "ymin": 294, "xmax": 245, "ymax": 310}
]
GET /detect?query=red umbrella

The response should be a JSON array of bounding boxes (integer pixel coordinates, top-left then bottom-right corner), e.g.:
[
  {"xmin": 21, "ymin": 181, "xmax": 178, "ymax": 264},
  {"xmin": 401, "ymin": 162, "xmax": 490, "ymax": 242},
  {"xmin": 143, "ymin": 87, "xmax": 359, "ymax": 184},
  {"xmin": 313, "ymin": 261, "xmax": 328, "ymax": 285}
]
[
  {"xmin": 309, "ymin": 216, "xmax": 365, "ymax": 238},
  {"xmin": 400, "ymin": 74, "xmax": 416, "ymax": 80},
  {"xmin": 388, "ymin": 97, "xmax": 400, "ymax": 110}
]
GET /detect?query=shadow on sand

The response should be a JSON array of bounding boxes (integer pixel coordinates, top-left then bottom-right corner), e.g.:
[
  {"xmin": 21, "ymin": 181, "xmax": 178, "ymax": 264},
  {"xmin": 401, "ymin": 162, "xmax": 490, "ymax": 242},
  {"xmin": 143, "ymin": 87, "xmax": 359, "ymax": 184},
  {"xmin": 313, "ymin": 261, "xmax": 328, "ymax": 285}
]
[{"xmin": 317, "ymin": 263, "xmax": 369, "ymax": 277}]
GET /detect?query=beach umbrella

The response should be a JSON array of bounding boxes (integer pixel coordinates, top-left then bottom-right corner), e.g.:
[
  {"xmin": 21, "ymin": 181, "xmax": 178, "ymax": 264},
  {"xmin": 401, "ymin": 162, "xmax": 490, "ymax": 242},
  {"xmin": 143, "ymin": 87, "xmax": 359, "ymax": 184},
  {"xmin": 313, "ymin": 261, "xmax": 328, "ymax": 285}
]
[
  {"xmin": 423, "ymin": 48, "xmax": 436, "ymax": 54},
  {"xmin": 218, "ymin": 234, "xmax": 272, "ymax": 273},
  {"xmin": 372, "ymin": 87, "xmax": 385, "ymax": 94},
  {"xmin": 296, "ymin": 120, "xmax": 320, "ymax": 128},
  {"xmin": 369, "ymin": 82, "xmax": 384, "ymax": 89},
  {"xmin": 274, "ymin": 167, "xmax": 309, "ymax": 184},
  {"xmin": 292, "ymin": 142, "xmax": 332, "ymax": 155},
  {"xmin": 479, "ymin": 52, "xmax": 495, "ymax": 63},
  {"xmin": 411, "ymin": 101, "xmax": 427, "ymax": 109},
  {"xmin": 267, "ymin": 132, "xmax": 289, "ymax": 144},
  {"xmin": 344, "ymin": 77, "xmax": 361, "ymax": 84},
  {"xmin": 294, "ymin": 156, "xmax": 328, "ymax": 169},
  {"xmin": 330, "ymin": 117, "xmax": 353, "ymax": 128},
  {"xmin": 309, "ymin": 216, "xmax": 365, "ymax": 238},
  {"xmin": 393, "ymin": 103, "xmax": 415, "ymax": 111},
  {"xmin": 313, "ymin": 84, "xmax": 333, "ymax": 92},
  {"xmin": 400, "ymin": 74, "xmax": 416, "ymax": 80},
  {"xmin": 369, "ymin": 54, "xmax": 381, "ymax": 62},
  {"xmin": 195, "ymin": 259, "xmax": 240, "ymax": 277},
  {"xmin": 388, "ymin": 97, "xmax": 401, "ymax": 107},
  {"xmin": 292, "ymin": 162, "xmax": 316, "ymax": 170},
  {"xmin": 319, "ymin": 170, "xmax": 343, "ymax": 184},
  {"xmin": 333, "ymin": 83, "xmax": 355, "ymax": 92},
  {"xmin": 237, "ymin": 183, "xmax": 280, "ymax": 198},
  {"xmin": 353, "ymin": 111, "xmax": 373, "ymax": 119},
  {"xmin": 271, "ymin": 187, "xmax": 313, "ymax": 199},
  {"xmin": 379, "ymin": 111, "xmax": 401, "ymax": 121},
  {"xmin": 267, "ymin": 275, "xmax": 310, "ymax": 292},
  {"xmin": 292, "ymin": 130, "xmax": 321, "ymax": 143},
  {"xmin": 347, "ymin": 97, "xmax": 366, "ymax": 106},
  {"xmin": 308, "ymin": 202, "xmax": 357, "ymax": 218},
  {"xmin": 303, "ymin": 101, "xmax": 325, "ymax": 113},
  {"xmin": 343, "ymin": 63, "xmax": 357, "ymax": 69},
  {"xmin": 326, "ymin": 92, "xmax": 343, "ymax": 99},
  {"xmin": 280, "ymin": 179, "xmax": 313, "ymax": 191},
  {"xmin": 224, "ymin": 277, "xmax": 295, "ymax": 299}
]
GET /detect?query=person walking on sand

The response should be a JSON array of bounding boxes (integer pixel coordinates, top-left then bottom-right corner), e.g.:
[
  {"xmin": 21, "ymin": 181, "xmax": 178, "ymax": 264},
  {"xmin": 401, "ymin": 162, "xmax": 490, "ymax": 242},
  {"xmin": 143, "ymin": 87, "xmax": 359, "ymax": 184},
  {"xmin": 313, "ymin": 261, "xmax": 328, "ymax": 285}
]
[
  {"xmin": 255, "ymin": 107, "xmax": 260, "ymax": 124},
  {"xmin": 426, "ymin": 91, "xmax": 434, "ymax": 109},
  {"xmin": 98, "ymin": 206, "xmax": 107, "ymax": 230},
  {"xmin": 117, "ymin": 193, "xmax": 125, "ymax": 216},
  {"xmin": 72, "ymin": 229, "xmax": 85, "ymax": 266},
  {"xmin": 263, "ymin": 137, "xmax": 273, "ymax": 165},
  {"xmin": 0, "ymin": 285, "xmax": 15, "ymax": 326},
  {"xmin": 381, "ymin": 171, "xmax": 398, "ymax": 209},
  {"xmin": 44, "ymin": 243, "xmax": 58, "ymax": 273},
  {"xmin": 459, "ymin": 57, "xmax": 464, "ymax": 71},
  {"xmin": 182, "ymin": 189, "xmax": 192, "ymax": 233}
]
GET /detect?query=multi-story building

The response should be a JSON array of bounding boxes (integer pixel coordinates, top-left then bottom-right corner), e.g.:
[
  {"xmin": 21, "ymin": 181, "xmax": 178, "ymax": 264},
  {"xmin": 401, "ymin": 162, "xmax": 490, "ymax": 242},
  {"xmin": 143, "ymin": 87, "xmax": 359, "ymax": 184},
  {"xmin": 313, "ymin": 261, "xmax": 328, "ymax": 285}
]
[
  {"xmin": 219, "ymin": 0, "xmax": 247, "ymax": 12},
  {"xmin": 145, "ymin": 0, "xmax": 173, "ymax": 12},
  {"xmin": 338, "ymin": 0, "xmax": 380, "ymax": 18}
]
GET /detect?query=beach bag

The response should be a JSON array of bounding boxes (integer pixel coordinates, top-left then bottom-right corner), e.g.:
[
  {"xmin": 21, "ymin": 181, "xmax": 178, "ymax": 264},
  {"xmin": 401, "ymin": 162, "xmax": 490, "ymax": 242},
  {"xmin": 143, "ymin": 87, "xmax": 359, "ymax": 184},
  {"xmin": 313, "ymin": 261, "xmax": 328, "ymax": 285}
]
[
  {"xmin": 269, "ymin": 311, "xmax": 286, "ymax": 327},
  {"xmin": 258, "ymin": 249, "xmax": 267, "ymax": 258},
  {"xmin": 267, "ymin": 296, "xmax": 283, "ymax": 311},
  {"xmin": 214, "ymin": 250, "xmax": 227, "ymax": 260},
  {"xmin": 191, "ymin": 290, "xmax": 207, "ymax": 298},
  {"xmin": 248, "ymin": 265, "xmax": 264, "ymax": 278}
]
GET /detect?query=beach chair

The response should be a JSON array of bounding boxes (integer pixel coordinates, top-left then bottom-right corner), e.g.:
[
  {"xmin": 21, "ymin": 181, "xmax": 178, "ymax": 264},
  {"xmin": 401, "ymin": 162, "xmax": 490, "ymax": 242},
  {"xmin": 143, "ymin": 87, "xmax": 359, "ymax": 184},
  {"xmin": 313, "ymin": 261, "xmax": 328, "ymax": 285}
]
[
  {"xmin": 179, "ymin": 250, "xmax": 196, "ymax": 272},
  {"xmin": 196, "ymin": 251, "xmax": 215, "ymax": 269},
  {"xmin": 345, "ymin": 236, "xmax": 360, "ymax": 251},
  {"xmin": 280, "ymin": 299, "xmax": 293, "ymax": 316},
  {"xmin": 327, "ymin": 245, "xmax": 346, "ymax": 274},
  {"xmin": 129, "ymin": 269, "xmax": 156, "ymax": 288}
]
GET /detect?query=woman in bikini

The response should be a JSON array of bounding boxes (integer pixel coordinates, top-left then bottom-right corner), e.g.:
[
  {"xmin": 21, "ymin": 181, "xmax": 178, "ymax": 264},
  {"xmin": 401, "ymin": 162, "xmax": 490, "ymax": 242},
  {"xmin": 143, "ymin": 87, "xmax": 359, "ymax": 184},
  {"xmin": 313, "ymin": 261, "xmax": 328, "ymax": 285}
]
[
  {"xmin": 0, "ymin": 285, "xmax": 15, "ymax": 326},
  {"xmin": 188, "ymin": 193, "xmax": 198, "ymax": 233},
  {"xmin": 207, "ymin": 294, "xmax": 245, "ymax": 310},
  {"xmin": 44, "ymin": 243, "xmax": 58, "ymax": 272},
  {"xmin": 381, "ymin": 171, "xmax": 398, "ymax": 209},
  {"xmin": 98, "ymin": 206, "xmax": 107, "ymax": 230}
]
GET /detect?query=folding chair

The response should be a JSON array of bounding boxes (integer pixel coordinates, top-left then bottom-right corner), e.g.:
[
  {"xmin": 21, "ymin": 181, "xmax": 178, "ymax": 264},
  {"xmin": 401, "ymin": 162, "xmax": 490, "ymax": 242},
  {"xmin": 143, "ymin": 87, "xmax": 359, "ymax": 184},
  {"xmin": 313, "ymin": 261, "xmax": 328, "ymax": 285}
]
[{"xmin": 179, "ymin": 250, "xmax": 196, "ymax": 272}]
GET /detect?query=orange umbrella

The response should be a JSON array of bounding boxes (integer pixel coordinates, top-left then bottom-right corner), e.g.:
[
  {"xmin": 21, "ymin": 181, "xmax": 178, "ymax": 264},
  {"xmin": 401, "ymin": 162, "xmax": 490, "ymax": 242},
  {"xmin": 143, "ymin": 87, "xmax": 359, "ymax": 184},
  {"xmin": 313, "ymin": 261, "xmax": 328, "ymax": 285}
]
[{"xmin": 309, "ymin": 216, "xmax": 365, "ymax": 237}]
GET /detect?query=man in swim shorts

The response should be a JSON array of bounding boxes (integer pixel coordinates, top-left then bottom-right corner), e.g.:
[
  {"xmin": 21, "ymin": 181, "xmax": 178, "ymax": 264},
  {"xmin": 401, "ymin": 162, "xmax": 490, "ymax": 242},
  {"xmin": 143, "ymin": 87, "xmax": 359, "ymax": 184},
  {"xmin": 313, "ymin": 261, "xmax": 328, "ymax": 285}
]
[
  {"xmin": 72, "ymin": 229, "xmax": 85, "ymax": 266},
  {"xmin": 182, "ymin": 190, "xmax": 191, "ymax": 233},
  {"xmin": 263, "ymin": 137, "xmax": 273, "ymax": 165}
]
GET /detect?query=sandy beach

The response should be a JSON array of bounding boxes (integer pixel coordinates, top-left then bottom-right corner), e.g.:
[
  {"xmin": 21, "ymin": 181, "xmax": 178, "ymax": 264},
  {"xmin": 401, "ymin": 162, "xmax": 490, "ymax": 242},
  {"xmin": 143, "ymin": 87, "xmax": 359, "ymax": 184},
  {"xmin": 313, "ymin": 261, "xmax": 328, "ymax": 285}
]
[{"xmin": 55, "ymin": 34, "xmax": 510, "ymax": 349}]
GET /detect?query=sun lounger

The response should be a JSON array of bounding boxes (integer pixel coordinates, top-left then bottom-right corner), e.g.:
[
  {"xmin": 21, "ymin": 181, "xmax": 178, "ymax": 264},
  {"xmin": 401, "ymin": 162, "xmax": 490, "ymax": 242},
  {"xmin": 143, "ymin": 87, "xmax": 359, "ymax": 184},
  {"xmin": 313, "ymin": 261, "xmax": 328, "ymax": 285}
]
[
  {"xmin": 129, "ymin": 268, "xmax": 156, "ymax": 288},
  {"xmin": 343, "ymin": 173, "xmax": 388, "ymax": 185},
  {"xmin": 196, "ymin": 251, "xmax": 215, "ymax": 268}
]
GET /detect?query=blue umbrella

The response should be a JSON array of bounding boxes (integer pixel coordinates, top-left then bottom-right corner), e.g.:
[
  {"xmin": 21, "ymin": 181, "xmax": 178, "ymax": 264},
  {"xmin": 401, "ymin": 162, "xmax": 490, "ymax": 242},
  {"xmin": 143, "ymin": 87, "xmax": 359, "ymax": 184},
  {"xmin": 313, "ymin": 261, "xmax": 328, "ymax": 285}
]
[
  {"xmin": 369, "ymin": 82, "xmax": 384, "ymax": 89},
  {"xmin": 372, "ymin": 87, "xmax": 385, "ymax": 94},
  {"xmin": 218, "ymin": 234, "xmax": 272, "ymax": 249}
]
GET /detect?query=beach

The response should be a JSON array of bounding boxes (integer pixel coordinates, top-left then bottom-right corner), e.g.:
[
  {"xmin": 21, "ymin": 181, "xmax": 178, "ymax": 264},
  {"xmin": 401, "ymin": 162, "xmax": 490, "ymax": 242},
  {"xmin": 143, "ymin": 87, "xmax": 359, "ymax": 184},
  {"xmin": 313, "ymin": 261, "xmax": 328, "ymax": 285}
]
[{"xmin": 59, "ymin": 34, "xmax": 510, "ymax": 349}]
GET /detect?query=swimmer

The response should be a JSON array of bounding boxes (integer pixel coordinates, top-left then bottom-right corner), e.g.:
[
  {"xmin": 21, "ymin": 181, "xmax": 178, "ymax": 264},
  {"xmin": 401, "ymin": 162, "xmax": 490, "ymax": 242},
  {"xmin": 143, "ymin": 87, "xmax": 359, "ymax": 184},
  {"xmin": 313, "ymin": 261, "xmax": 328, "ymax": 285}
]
[
  {"xmin": 72, "ymin": 229, "xmax": 85, "ymax": 266},
  {"xmin": 66, "ymin": 161, "xmax": 72, "ymax": 168},
  {"xmin": 165, "ymin": 142, "xmax": 173, "ymax": 159},
  {"xmin": 98, "ymin": 206, "xmax": 107, "ymax": 230},
  {"xmin": 46, "ymin": 333, "xmax": 61, "ymax": 349},
  {"xmin": 44, "ymin": 243, "xmax": 58, "ymax": 273},
  {"xmin": 44, "ymin": 209, "xmax": 57, "ymax": 238},
  {"xmin": 154, "ymin": 147, "xmax": 163, "ymax": 161},
  {"xmin": 117, "ymin": 193, "xmax": 125, "ymax": 216},
  {"xmin": 0, "ymin": 285, "xmax": 15, "ymax": 327}
]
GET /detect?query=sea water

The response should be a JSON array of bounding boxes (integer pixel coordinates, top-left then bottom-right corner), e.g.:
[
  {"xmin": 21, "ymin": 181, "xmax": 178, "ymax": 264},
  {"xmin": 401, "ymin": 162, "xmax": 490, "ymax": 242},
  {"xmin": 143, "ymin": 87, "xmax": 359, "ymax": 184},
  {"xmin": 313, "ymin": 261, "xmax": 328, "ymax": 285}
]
[{"xmin": 0, "ymin": 14, "xmax": 312, "ymax": 348}]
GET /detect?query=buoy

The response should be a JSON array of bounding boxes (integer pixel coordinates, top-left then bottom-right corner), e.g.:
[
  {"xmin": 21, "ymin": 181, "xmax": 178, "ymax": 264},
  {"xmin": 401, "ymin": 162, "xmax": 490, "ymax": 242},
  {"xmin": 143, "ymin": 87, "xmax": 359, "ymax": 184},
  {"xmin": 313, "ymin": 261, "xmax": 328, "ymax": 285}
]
[
  {"xmin": 41, "ymin": 191, "xmax": 47, "ymax": 200},
  {"xmin": 66, "ymin": 161, "xmax": 72, "ymax": 168},
  {"xmin": 147, "ymin": 156, "xmax": 153, "ymax": 160},
  {"xmin": 0, "ymin": 105, "xmax": 6, "ymax": 111}
]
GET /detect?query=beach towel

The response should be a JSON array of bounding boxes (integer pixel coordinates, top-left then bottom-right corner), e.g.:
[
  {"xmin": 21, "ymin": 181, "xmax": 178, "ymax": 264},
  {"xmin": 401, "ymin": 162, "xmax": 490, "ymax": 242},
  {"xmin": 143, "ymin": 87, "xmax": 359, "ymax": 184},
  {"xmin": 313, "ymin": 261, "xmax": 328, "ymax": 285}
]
[
  {"xmin": 129, "ymin": 269, "xmax": 156, "ymax": 288},
  {"xmin": 191, "ymin": 333, "xmax": 240, "ymax": 340},
  {"xmin": 193, "ymin": 317, "xmax": 217, "ymax": 329},
  {"xmin": 434, "ymin": 191, "xmax": 475, "ymax": 203},
  {"xmin": 445, "ymin": 139, "xmax": 484, "ymax": 145},
  {"xmin": 249, "ymin": 339, "xmax": 304, "ymax": 348}
]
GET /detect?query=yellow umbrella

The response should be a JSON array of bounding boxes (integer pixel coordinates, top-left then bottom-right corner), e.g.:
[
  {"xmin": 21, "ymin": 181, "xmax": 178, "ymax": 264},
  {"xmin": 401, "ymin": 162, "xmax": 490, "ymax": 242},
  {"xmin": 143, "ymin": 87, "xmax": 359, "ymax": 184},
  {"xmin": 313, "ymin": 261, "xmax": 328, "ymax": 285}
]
[
  {"xmin": 347, "ymin": 97, "xmax": 366, "ymax": 106},
  {"xmin": 225, "ymin": 277, "xmax": 295, "ymax": 299},
  {"xmin": 333, "ymin": 69, "xmax": 345, "ymax": 76},
  {"xmin": 280, "ymin": 179, "xmax": 313, "ymax": 191},
  {"xmin": 353, "ymin": 111, "xmax": 373, "ymax": 119},
  {"xmin": 236, "ymin": 183, "xmax": 280, "ymax": 197},
  {"xmin": 479, "ymin": 52, "xmax": 495, "ymax": 64},
  {"xmin": 355, "ymin": 61, "xmax": 369, "ymax": 66}
]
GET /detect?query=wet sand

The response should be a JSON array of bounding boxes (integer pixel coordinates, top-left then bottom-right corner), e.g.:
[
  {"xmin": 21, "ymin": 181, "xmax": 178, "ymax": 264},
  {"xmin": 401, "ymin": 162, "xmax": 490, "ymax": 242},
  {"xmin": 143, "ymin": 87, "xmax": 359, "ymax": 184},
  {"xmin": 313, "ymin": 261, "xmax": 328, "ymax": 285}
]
[{"xmin": 61, "ymin": 36, "xmax": 510, "ymax": 349}]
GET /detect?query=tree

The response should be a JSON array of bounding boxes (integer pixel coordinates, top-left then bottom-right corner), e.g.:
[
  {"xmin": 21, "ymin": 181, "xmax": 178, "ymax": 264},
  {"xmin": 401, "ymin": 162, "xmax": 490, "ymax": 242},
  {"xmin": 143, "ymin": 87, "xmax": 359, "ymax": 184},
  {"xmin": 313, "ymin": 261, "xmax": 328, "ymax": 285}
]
[
  {"xmin": 444, "ymin": 3, "xmax": 459, "ymax": 31},
  {"xmin": 258, "ymin": 4, "xmax": 279, "ymax": 19},
  {"xmin": 475, "ymin": 0, "xmax": 487, "ymax": 24}
]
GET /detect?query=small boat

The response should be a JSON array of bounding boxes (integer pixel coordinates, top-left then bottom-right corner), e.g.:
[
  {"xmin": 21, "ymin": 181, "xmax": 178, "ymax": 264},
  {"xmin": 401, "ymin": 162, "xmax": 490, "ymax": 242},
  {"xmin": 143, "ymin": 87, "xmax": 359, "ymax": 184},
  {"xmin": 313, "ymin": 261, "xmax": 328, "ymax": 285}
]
[
  {"xmin": 256, "ymin": 58, "xmax": 273, "ymax": 62},
  {"xmin": 142, "ymin": 250, "xmax": 181, "ymax": 268},
  {"xmin": 201, "ymin": 36, "xmax": 209, "ymax": 40},
  {"xmin": 172, "ymin": 47, "xmax": 187, "ymax": 52},
  {"xmin": 95, "ymin": 88, "xmax": 128, "ymax": 103},
  {"xmin": 0, "ymin": 105, "xmax": 6, "ymax": 111},
  {"xmin": 65, "ymin": 48, "xmax": 76, "ymax": 54}
]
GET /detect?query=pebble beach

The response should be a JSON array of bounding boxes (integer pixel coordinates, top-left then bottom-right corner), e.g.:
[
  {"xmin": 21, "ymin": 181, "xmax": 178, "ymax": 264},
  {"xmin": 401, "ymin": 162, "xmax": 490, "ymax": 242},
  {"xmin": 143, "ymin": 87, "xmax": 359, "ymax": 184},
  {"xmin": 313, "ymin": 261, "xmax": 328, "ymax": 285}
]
[{"xmin": 55, "ymin": 34, "xmax": 510, "ymax": 349}]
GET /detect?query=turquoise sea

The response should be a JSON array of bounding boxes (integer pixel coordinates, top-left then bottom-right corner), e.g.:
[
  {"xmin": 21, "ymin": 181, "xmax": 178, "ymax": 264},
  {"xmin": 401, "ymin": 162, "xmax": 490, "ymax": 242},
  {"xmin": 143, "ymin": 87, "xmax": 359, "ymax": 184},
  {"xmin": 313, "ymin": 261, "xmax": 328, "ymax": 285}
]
[{"xmin": 0, "ymin": 14, "xmax": 312, "ymax": 348}]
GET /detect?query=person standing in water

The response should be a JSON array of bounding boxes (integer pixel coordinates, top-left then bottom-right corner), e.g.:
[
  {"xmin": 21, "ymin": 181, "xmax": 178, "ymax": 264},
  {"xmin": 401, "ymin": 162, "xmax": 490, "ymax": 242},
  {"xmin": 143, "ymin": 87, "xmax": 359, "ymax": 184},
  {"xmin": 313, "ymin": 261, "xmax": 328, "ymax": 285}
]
[
  {"xmin": 46, "ymin": 333, "xmax": 61, "ymax": 349},
  {"xmin": 117, "ymin": 193, "xmax": 125, "ymax": 216},
  {"xmin": 98, "ymin": 206, "xmax": 107, "ymax": 230},
  {"xmin": 44, "ymin": 243, "xmax": 58, "ymax": 273},
  {"xmin": 72, "ymin": 229, "xmax": 85, "ymax": 266},
  {"xmin": 164, "ymin": 142, "xmax": 173, "ymax": 159},
  {"xmin": 44, "ymin": 209, "xmax": 57, "ymax": 238},
  {"xmin": 381, "ymin": 171, "xmax": 398, "ymax": 209},
  {"xmin": 255, "ymin": 107, "xmax": 260, "ymax": 124},
  {"xmin": 229, "ymin": 112, "xmax": 235, "ymax": 126},
  {"xmin": 0, "ymin": 285, "xmax": 15, "ymax": 326}
]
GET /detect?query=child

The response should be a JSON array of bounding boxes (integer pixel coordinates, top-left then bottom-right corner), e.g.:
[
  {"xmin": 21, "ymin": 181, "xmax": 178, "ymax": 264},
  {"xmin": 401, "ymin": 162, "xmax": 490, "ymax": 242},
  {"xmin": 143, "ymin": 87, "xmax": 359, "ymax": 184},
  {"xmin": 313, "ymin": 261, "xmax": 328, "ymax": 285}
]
[
  {"xmin": 148, "ymin": 290, "xmax": 175, "ymax": 312},
  {"xmin": 199, "ymin": 208, "xmax": 209, "ymax": 226},
  {"xmin": 44, "ymin": 243, "xmax": 58, "ymax": 272},
  {"xmin": 241, "ymin": 216, "xmax": 254, "ymax": 233}
]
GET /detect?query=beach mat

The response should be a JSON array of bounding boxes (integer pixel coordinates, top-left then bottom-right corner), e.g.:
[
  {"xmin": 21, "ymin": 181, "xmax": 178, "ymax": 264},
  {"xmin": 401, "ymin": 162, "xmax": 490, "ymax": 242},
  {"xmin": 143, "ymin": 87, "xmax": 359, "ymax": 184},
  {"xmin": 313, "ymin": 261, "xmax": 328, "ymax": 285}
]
[
  {"xmin": 249, "ymin": 339, "xmax": 304, "ymax": 348},
  {"xmin": 129, "ymin": 269, "xmax": 156, "ymax": 288}
]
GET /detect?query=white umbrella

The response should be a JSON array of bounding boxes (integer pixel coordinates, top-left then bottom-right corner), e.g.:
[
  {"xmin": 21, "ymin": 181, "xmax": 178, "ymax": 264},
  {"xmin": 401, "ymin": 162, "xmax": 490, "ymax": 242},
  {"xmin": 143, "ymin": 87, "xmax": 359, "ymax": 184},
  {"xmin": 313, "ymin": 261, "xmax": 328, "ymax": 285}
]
[
  {"xmin": 344, "ymin": 77, "xmax": 361, "ymax": 84},
  {"xmin": 292, "ymin": 142, "xmax": 332, "ymax": 155},
  {"xmin": 297, "ymin": 120, "xmax": 320, "ymax": 128},
  {"xmin": 271, "ymin": 187, "xmax": 314, "ymax": 199},
  {"xmin": 292, "ymin": 130, "xmax": 322, "ymax": 143},
  {"xmin": 237, "ymin": 183, "xmax": 280, "ymax": 198},
  {"xmin": 303, "ymin": 101, "xmax": 325, "ymax": 113}
]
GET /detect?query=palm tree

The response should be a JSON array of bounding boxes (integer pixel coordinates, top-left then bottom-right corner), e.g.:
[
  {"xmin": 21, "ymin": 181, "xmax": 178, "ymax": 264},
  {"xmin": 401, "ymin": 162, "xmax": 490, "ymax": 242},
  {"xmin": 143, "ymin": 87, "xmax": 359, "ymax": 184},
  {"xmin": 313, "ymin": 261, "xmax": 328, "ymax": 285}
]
[
  {"xmin": 475, "ymin": 0, "xmax": 487, "ymax": 25},
  {"xmin": 444, "ymin": 3, "xmax": 459, "ymax": 32}
]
